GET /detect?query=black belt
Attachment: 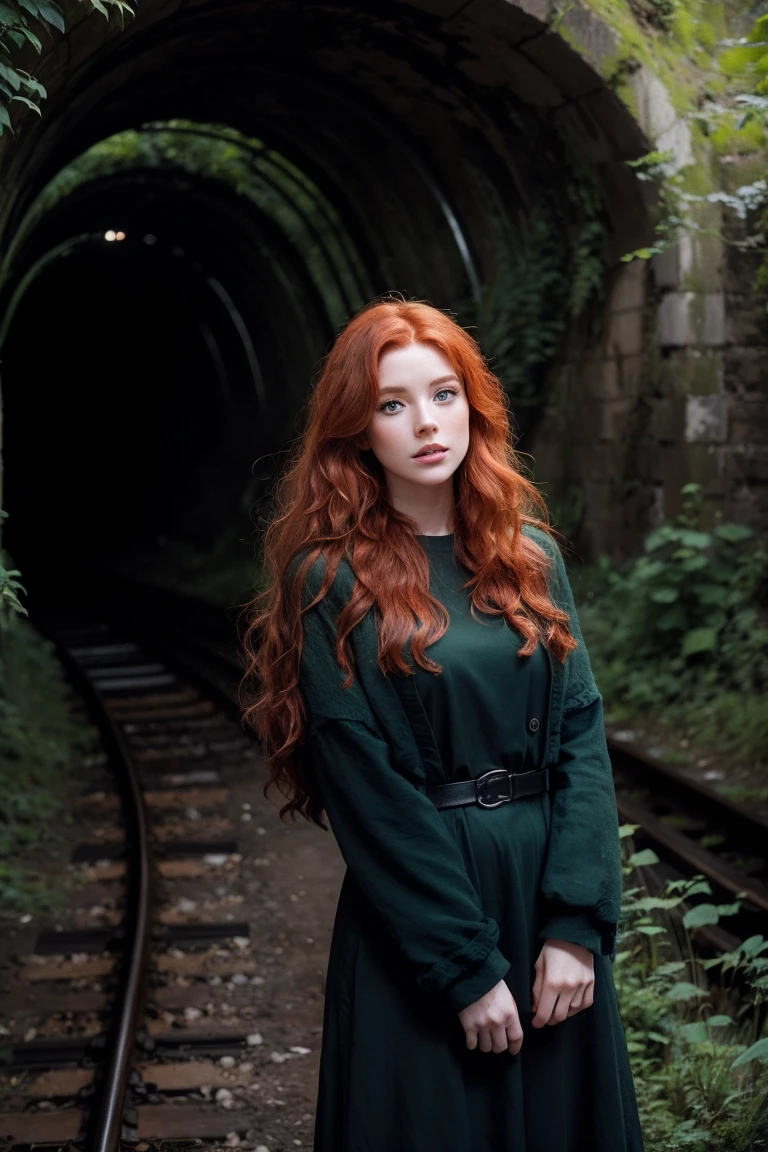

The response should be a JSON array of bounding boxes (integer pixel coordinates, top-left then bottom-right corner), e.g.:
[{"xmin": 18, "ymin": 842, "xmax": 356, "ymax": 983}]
[{"xmin": 425, "ymin": 767, "xmax": 550, "ymax": 810}]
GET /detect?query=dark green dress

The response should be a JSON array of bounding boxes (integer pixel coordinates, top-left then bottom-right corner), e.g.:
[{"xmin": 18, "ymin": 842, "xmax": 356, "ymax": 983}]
[{"xmin": 303, "ymin": 533, "xmax": 644, "ymax": 1152}]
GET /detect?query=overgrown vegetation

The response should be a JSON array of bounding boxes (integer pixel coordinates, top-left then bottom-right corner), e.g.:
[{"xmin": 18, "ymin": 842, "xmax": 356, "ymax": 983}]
[
  {"xmin": 0, "ymin": 524, "xmax": 93, "ymax": 916},
  {"xmin": 0, "ymin": 0, "xmax": 135, "ymax": 136},
  {"xmin": 574, "ymin": 484, "xmax": 768, "ymax": 765},
  {"xmin": 617, "ymin": 826, "xmax": 768, "ymax": 1150}
]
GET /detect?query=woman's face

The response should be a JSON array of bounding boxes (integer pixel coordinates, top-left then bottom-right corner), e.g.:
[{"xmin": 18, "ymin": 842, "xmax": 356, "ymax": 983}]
[{"xmin": 360, "ymin": 341, "xmax": 470, "ymax": 498}]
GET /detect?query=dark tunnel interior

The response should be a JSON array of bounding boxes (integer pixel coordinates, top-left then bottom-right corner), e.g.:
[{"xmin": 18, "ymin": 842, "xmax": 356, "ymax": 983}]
[{"xmin": 0, "ymin": 0, "xmax": 652, "ymax": 603}]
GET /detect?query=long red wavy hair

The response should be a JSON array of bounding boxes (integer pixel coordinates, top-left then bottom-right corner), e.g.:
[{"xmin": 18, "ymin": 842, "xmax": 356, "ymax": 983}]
[{"xmin": 240, "ymin": 298, "xmax": 577, "ymax": 828}]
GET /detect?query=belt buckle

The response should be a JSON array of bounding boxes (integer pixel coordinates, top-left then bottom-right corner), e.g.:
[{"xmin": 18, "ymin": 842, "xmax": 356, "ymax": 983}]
[{"xmin": 475, "ymin": 769, "xmax": 513, "ymax": 809}]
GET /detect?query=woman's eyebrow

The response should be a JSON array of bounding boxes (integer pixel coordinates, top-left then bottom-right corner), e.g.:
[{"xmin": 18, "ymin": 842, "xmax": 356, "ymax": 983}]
[{"xmin": 378, "ymin": 375, "xmax": 459, "ymax": 394}]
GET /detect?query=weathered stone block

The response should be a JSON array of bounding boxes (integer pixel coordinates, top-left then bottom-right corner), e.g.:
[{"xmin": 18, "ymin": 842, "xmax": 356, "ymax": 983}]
[
  {"xmin": 721, "ymin": 446, "xmax": 768, "ymax": 484},
  {"xmin": 652, "ymin": 243, "xmax": 680, "ymax": 291},
  {"xmin": 685, "ymin": 443, "xmax": 725, "ymax": 490},
  {"xmin": 663, "ymin": 349, "xmax": 723, "ymax": 396},
  {"xmin": 723, "ymin": 346, "xmax": 767, "ymax": 397},
  {"xmin": 650, "ymin": 395, "xmax": 686, "ymax": 444},
  {"xmin": 628, "ymin": 67, "xmax": 693, "ymax": 174},
  {"xmin": 584, "ymin": 359, "xmax": 621, "ymax": 400},
  {"xmin": 592, "ymin": 399, "xmax": 632, "ymax": 442},
  {"xmin": 685, "ymin": 395, "xmax": 728, "ymax": 444},
  {"xmin": 609, "ymin": 260, "xmax": 646, "ymax": 313},
  {"xmin": 658, "ymin": 292, "xmax": 725, "ymax": 348},
  {"xmin": 606, "ymin": 309, "xmax": 644, "ymax": 357},
  {"xmin": 617, "ymin": 353, "xmax": 645, "ymax": 399},
  {"xmin": 559, "ymin": 4, "xmax": 621, "ymax": 76},
  {"xmin": 679, "ymin": 228, "xmax": 723, "ymax": 293},
  {"xmin": 726, "ymin": 297, "xmax": 767, "ymax": 348},
  {"xmin": 728, "ymin": 401, "xmax": 768, "ymax": 445}
]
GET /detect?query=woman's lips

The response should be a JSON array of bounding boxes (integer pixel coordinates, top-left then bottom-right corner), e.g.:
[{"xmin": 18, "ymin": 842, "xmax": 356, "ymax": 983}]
[{"xmin": 413, "ymin": 448, "xmax": 448, "ymax": 463}]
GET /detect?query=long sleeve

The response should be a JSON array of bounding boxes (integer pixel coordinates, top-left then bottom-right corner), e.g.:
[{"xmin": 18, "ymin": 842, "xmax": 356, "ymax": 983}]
[
  {"xmin": 298, "ymin": 572, "xmax": 511, "ymax": 1014},
  {"xmin": 536, "ymin": 540, "xmax": 623, "ymax": 959}
]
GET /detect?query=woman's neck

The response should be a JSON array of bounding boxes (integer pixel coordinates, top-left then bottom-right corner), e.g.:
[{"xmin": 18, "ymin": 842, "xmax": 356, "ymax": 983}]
[{"xmin": 384, "ymin": 478, "xmax": 456, "ymax": 537}]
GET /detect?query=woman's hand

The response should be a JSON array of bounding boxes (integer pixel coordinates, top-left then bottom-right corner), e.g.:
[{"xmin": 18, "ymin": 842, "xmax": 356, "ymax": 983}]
[
  {"xmin": 531, "ymin": 938, "xmax": 594, "ymax": 1028},
  {"xmin": 458, "ymin": 978, "xmax": 523, "ymax": 1055}
]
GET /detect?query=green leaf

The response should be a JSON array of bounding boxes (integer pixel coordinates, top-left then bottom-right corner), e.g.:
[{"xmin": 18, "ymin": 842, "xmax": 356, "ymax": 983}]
[
  {"xmin": 683, "ymin": 903, "xmax": 720, "ymax": 929},
  {"xmin": 647, "ymin": 1031, "xmax": 670, "ymax": 1044},
  {"xmin": 628, "ymin": 848, "xmax": 660, "ymax": 867},
  {"xmin": 6, "ymin": 29, "xmax": 24, "ymax": 46},
  {"xmin": 19, "ymin": 72, "xmax": 44, "ymax": 96},
  {"xmin": 636, "ymin": 925, "xmax": 666, "ymax": 935},
  {"xmin": 715, "ymin": 900, "xmax": 742, "ymax": 918},
  {"xmin": 21, "ymin": 25, "xmax": 41, "ymax": 50},
  {"xmin": 0, "ymin": 61, "xmax": 20, "ymax": 89},
  {"xmin": 0, "ymin": 2, "xmax": 20, "ymax": 21},
  {"xmin": 731, "ymin": 1037, "xmax": 768, "ymax": 1068},
  {"xmin": 680, "ymin": 554, "xmax": 709, "ymax": 573},
  {"xmin": 666, "ymin": 981, "xmax": 708, "ymax": 1001},
  {"xmin": 680, "ymin": 1021, "xmax": 709, "ymax": 1043},
  {"xmin": 714, "ymin": 523, "xmax": 753, "ymax": 543},
  {"xmin": 706, "ymin": 1015, "xmax": 734, "ymax": 1028},
  {"xmin": 677, "ymin": 530, "xmax": 712, "ymax": 550},
  {"xmin": 619, "ymin": 823, "xmax": 641, "ymax": 838},
  {"xmin": 684, "ymin": 881, "xmax": 714, "ymax": 897},
  {"xmin": 631, "ymin": 895, "xmax": 683, "ymax": 911},
  {"xmin": 682, "ymin": 628, "xmax": 718, "ymax": 657},
  {"xmin": 740, "ymin": 935, "xmax": 767, "ymax": 958},
  {"xmin": 651, "ymin": 587, "xmax": 679, "ymax": 604},
  {"xmin": 11, "ymin": 94, "xmax": 40, "ymax": 112},
  {"xmin": 34, "ymin": 0, "xmax": 64, "ymax": 31},
  {"xmin": 0, "ymin": 102, "xmax": 12, "ymax": 131}
]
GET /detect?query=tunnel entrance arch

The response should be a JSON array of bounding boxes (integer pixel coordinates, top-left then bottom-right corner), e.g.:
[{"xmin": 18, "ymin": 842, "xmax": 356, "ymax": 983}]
[{"xmin": 0, "ymin": 0, "xmax": 664, "ymax": 578}]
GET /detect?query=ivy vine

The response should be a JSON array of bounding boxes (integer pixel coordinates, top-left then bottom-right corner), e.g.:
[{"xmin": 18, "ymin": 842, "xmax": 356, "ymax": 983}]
[{"xmin": 0, "ymin": 0, "xmax": 136, "ymax": 136}]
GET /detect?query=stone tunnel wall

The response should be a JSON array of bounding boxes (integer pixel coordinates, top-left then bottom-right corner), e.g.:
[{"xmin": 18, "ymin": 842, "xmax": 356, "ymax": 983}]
[
  {"xmin": 524, "ymin": 2, "xmax": 768, "ymax": 560},
  {"xmin": 0, "ymin": 0, "xmax": 765, "ymax": 564}
]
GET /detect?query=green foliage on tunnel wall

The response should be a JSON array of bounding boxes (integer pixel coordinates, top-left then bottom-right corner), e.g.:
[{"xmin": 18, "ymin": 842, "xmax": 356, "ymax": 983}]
[
  {"xmin": 574, "ymin": 1, "xmax": 768, "ymax": 315},
  {"xmin": 462, "ymin": 153, "xmax": 606, "ymax": 411},
  {"xmin": 0, "ymin": 0, "xmax": 135, "ymax": 136},
  {"xmin": 24, "ymin": 120, "xmax": 368, "ymax": 328}
]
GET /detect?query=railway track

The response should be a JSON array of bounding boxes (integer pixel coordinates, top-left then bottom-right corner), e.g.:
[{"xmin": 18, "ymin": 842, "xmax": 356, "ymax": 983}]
[
  {"xmin": 0, "ymin": 618, "xmax": 272, "ymax": 1149},
  {"xmin": 2, "ymin": 579, "xmax": 765, "ymax": 1147}
]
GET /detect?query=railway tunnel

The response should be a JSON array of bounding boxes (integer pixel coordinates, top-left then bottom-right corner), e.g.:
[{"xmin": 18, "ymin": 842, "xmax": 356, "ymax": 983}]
[{"xmin": 0, "ymin": 0, "xmax": 657, "ymax": 598}]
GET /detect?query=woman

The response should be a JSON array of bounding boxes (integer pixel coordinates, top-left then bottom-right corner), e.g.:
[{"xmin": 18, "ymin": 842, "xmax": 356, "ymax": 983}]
[{"xmin": 242, "ymin": 297, "xmax": 644, "ymax": 1151}]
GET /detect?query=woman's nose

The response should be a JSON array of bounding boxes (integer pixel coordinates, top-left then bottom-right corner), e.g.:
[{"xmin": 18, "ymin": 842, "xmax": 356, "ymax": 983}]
[{"xmin": 415, "ymin": 410, "xmax": 438, "ymax": 435}]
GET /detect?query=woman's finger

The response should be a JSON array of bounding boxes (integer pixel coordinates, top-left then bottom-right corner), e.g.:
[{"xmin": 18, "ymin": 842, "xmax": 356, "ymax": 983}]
[
  {"xmin": 506, "ymin": 1023, "xmax": 523, "ymax": 1056},
  {"xmin": 532, "ymin": 985, "xmax": 558, "ymax": 1028},
  {"xmin": 491, "ymin": 1024, "xmax": 509, "ymax": 1054},
  {"xmin": 548, "ymin": 991, "xmax": 572, "ymax": 1025}
]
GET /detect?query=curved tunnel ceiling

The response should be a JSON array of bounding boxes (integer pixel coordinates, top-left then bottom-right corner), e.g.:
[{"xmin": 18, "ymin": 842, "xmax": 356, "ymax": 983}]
[{"xmin": 0, "ymin": 0, "xmax": 655, "ymax": 586}]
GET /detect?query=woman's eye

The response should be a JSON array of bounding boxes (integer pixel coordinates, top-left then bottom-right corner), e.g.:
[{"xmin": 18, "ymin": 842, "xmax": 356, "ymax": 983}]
[
  {"xmin": 435, "ymin": 388, "xmax": 455, "ymax": 401},
  {"xmin": 379, "ymin": 399, "xmax": 402, "ymax": 413}
]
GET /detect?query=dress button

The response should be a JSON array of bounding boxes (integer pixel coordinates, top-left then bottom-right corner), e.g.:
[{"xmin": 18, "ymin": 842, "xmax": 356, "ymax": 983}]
[{"xmin": 528, "ymin": 717, "xmax": 540, "ymax": 733}]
